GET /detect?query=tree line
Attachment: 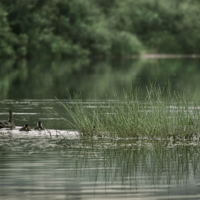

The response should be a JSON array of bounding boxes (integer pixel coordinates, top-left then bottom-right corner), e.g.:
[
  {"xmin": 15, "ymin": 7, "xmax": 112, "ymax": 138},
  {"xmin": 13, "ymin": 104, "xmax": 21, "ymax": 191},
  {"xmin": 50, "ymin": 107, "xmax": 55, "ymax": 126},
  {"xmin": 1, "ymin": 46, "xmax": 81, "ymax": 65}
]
[{"xmin": 1, "ymin": 0, "xmax": 200, "ymax": 58}]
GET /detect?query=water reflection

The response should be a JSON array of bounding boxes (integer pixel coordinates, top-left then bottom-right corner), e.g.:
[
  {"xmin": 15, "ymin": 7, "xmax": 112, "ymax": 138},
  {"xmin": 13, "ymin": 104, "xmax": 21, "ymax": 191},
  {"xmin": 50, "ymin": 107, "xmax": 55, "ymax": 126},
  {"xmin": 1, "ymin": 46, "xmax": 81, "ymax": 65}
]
[
  {"xmin": 0, "ymin": 137, "xmax": 200, "ymax": 199},
  {"xmin": 1, "ymin": 57, "xmax": 200, "ymax": 200},
  {"xmin": 1, "ymin": 58, "xmax": 200, "ymax": 99}
]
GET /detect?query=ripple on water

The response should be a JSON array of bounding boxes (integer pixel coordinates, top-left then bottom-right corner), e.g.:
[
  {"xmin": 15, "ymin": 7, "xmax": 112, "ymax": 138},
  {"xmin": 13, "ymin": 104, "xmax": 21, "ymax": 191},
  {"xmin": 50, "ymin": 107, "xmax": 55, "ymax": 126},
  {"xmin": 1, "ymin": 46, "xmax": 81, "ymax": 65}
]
[{"xmin": 0, "ymin": 100, "xmax": 200, "ymax": 199}]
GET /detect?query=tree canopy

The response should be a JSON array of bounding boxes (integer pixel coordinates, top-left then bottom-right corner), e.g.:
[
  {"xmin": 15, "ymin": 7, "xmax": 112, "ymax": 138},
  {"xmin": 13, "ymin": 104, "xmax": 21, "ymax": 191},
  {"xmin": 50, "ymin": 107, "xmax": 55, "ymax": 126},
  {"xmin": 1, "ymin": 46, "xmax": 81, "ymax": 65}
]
[{"xmin": 1, "ymin": 0, "xmax": 200, "ymax": 58}]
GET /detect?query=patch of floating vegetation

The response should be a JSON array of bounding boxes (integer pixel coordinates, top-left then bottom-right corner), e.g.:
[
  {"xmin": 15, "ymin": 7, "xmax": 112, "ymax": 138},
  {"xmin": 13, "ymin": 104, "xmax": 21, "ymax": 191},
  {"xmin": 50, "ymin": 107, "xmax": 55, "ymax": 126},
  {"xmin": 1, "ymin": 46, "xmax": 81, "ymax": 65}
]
[
  {"xmin": 54, "ymin": 84, "xmax": 200, "ymax": 141},
  {"xmin": 0, "ymin": 133, "xmax": 199, "ymax": 153}
]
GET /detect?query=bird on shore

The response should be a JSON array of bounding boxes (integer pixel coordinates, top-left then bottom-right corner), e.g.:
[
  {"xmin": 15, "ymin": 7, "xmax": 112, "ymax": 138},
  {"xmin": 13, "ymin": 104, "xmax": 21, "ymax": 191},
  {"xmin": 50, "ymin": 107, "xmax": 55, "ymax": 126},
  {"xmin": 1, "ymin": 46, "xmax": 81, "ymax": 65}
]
[
  {"xmin": 0, "ymin": 111, "xmax": 15, "ymax": 129},
  {"xmin": 19, "ymin": 124, "xmax": 31, "ymax": 131},
  {"xmin": 34, "ymin": 121, "xmax": 44, "ymax": 130}
]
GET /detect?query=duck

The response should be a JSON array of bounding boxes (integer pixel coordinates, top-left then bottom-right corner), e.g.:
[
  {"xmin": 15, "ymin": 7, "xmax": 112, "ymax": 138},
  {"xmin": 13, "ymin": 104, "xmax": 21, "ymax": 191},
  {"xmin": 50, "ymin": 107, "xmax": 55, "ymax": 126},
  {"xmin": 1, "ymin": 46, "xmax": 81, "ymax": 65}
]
[
  {"xmin": 0, "ymin": 111, "xmax": 15, "ymax": 129},
  {"xmin": 19, "ymin": 124, "xmax": 31, "ymax": 131},
  {"xmin": 0, "ymin": 121, "xmax": 5, "ymax": 128},
  {"xmin": 34, "ymin": 121, "xmax": 44, "ymax": 130}
]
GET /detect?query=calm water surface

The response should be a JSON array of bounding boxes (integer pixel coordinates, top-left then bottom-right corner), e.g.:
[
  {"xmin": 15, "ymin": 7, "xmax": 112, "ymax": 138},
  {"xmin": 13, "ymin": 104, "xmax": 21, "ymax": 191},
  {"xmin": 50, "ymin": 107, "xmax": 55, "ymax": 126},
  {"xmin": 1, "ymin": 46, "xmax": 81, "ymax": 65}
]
[
  {"xmin": 0, "ymin": 99, "xmax": 200, "ymax": 200},
  {"xmin": 1, "ymin": 58, "xmax": 200, "ymax": 99},
  {"xmin": 1, "ymin": 58, "xmax": 200, "ymax": 199}
]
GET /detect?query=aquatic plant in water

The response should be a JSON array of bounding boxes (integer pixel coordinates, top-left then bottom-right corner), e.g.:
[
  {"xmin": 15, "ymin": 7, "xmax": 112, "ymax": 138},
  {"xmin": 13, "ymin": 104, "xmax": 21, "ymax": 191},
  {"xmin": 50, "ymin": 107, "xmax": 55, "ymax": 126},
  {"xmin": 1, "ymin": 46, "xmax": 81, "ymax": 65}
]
[{"xmin": 55, "ymin": 84, "xmax": 200, "ymax": 140}]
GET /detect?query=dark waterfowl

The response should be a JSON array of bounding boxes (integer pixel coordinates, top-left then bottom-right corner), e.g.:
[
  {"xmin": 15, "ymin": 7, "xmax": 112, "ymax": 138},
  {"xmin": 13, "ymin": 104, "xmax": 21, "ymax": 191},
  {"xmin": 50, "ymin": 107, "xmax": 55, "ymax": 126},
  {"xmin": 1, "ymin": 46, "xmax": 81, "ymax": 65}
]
[
  {"xmin": 0, "ymin": 111, "xmax": 15, "ymax": 129},
  {"xmin": 20, "ymin": 124, "xmax": 31, "ymax": 131},
  {"xmin": 34, "ymin": 121, "xmax": 44, "ymax": 130},
  {"xmin": 0, "ymin": 121, "xmax": 5, "ymax": 128}
]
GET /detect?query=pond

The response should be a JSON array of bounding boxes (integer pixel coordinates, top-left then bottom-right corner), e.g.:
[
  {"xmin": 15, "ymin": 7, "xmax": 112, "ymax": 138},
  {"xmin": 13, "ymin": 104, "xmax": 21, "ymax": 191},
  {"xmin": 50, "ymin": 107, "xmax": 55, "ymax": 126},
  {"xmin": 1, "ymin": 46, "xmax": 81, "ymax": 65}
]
[{"xmin": 0, "ymin": 58, "xmax": 200, "ymax": 199}]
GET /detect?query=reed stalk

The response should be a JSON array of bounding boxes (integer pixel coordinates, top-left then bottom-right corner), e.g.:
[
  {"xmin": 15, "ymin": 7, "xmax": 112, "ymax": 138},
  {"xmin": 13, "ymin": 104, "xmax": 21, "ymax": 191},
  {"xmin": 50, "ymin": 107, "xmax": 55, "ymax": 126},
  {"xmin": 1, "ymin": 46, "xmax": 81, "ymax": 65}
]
[{"xmin": 56, "ymin": 85, "xmax": 200, "ymax": 139}]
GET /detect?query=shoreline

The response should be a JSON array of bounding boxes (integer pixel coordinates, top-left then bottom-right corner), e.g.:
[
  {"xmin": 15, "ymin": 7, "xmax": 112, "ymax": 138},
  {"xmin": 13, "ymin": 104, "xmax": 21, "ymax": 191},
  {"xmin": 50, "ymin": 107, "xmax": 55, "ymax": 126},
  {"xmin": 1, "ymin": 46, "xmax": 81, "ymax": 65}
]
[{"xmin": 140, "ymin": 53, "xmax": 200, "ymax": 59}]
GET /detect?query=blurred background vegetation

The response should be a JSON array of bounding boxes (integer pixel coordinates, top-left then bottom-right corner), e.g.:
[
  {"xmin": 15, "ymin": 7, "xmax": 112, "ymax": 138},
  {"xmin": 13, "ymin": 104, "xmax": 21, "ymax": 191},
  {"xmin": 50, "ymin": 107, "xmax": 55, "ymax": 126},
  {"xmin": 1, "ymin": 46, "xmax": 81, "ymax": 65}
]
[{"xmin": 1, "ymin": 0, "xmax": 200, "ymax": 58}]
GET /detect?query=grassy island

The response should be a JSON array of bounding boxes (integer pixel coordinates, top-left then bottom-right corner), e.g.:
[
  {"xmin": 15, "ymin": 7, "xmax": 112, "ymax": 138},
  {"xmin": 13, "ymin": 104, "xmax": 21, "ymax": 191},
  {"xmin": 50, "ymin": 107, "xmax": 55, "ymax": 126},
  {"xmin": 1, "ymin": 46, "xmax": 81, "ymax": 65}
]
[{"xmin": 55, "ymin": 84, "xmax": 200, "ymax": 140}]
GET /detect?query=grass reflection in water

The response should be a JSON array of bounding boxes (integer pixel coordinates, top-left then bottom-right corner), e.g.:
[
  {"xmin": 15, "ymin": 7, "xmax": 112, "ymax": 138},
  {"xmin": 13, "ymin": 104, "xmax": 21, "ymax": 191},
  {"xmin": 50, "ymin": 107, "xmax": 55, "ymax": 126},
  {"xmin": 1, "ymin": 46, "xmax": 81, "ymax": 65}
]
[
  {"xmin": 0, "ymin": 134, "xmax": 200, "ymax": 199},
  {"xmin": 74, "ymin": 138, "xmax": 200, "ymax": 186},
  {"xmin": 0, "ymin": 136, "xmax": 199, "ymax": 187}
]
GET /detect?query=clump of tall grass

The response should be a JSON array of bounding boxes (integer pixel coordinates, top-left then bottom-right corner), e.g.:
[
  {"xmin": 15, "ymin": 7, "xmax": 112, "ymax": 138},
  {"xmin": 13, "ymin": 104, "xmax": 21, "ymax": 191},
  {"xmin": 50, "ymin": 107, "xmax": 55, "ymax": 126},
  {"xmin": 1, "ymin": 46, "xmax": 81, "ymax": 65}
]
[{"xmin": 56, "ymin": 84, "xmax": 200, "ymax": 140}]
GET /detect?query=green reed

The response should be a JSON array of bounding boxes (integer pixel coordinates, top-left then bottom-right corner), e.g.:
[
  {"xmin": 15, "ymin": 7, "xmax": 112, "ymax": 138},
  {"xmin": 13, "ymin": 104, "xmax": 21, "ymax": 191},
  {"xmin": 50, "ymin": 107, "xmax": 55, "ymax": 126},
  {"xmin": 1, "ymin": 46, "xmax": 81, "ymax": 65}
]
[{"xmin": 56, "ymin": 84, "xmax": 200, "ymax": 139}]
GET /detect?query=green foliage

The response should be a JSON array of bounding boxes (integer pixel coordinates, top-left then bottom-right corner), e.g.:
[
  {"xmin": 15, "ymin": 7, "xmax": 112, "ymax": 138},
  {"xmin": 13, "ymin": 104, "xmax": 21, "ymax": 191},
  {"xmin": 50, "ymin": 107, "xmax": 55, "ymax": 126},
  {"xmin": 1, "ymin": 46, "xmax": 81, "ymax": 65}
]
[
  {"xmin": 111, "ymin": 31, "xmax": 143, "ymax": 56},
  {"xmin": 0, "ymin": 5, "xmax": 17, "ymax": 57},
  {"xmin": 0, "ymin": 0, "xmax": 117, "ymax": 58},
  {"xmin": 1, "ymin": 0, "xmax": 200, "ymax": 57},
  {"xmin": 109, "ymin": 0, "xmax": 200, "ymax": 53},
  {"xmin": 56, "ymin": 84, "xmax": 200, "ymax": 139}
]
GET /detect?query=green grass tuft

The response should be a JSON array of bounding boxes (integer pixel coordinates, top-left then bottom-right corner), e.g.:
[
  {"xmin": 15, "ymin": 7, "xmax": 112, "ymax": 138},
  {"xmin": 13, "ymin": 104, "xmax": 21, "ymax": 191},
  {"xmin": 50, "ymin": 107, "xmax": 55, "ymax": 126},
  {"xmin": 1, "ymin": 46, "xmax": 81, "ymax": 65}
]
[{"xmin": 55, "ymin": 84, "xmax": 200, "ymax": 140}]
